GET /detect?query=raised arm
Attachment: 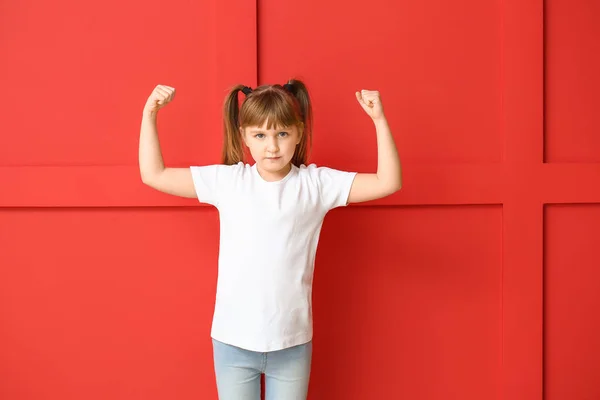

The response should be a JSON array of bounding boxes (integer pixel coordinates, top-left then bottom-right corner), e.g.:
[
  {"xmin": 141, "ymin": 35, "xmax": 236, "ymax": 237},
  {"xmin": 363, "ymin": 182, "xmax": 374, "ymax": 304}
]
[
  {"xmin": 347, "ymin": 90, "xmax": 402, "ymax": 204},
  {"xmin": 138, "ymin": 85, "xmax": 196, "ymax": 198}
]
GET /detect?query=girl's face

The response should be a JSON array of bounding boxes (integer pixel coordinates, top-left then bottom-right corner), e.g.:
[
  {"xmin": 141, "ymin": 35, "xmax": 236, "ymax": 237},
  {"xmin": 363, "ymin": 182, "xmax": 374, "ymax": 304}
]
[{"xmin": 241, "ymin": 121, "xmax": 301, "ymax": 181}]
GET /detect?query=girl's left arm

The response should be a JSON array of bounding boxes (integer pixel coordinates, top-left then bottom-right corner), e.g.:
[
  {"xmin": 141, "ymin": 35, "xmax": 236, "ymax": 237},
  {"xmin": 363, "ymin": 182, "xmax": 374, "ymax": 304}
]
[{"xmin": 348, "ymin": 90, "xmax": 402, "ymax": 204}]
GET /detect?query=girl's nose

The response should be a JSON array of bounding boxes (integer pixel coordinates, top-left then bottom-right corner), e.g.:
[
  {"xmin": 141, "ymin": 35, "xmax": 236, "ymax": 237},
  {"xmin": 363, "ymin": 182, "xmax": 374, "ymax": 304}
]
[{"xmin": 267, "ymin": 138, "xmax": 279, "ymax": 152}]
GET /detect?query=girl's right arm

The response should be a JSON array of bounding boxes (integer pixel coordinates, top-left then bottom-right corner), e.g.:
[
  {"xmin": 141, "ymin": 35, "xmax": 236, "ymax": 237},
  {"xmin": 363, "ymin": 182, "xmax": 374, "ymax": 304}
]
[{"xmin": 138, "ymin": 85, "xmax": 197, "ymax": 198}]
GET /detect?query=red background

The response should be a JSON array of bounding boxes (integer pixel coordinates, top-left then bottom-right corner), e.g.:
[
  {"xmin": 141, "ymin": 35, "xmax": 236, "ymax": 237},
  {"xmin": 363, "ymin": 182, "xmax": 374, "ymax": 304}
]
[{"xmin": 1, "ymin": 0, "xmax": 599, "ymax": 399}]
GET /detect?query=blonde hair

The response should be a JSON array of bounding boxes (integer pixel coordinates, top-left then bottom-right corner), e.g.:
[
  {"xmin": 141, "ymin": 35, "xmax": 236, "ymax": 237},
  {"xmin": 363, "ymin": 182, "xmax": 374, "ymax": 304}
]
[{"xmin": 221, "ymin": 79, "xmax": 313, "ymax": 167}]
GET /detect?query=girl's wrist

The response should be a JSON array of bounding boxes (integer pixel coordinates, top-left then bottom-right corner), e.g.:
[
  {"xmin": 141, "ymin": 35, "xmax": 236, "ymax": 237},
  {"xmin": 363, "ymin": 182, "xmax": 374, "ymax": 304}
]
[
  {"xmin": 372, "ymin": 116, "xmax": 388, "ymax": 125},
  {"xmin": 142, "ymin": 108, "xmax": 158, "ymax": 120}
]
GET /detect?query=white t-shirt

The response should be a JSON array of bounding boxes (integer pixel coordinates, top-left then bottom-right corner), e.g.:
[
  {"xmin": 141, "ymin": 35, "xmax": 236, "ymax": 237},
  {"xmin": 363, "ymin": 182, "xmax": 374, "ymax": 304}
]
[{"xmin": 190, "ymin": 162, "xmax": 357, "ymax": 352}]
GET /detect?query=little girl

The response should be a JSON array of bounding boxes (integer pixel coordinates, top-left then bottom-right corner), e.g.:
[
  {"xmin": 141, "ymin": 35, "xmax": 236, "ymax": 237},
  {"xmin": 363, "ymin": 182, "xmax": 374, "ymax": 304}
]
[{"xmin": 138, "ymin": 79, "xmax": 401, "ymax": 400}]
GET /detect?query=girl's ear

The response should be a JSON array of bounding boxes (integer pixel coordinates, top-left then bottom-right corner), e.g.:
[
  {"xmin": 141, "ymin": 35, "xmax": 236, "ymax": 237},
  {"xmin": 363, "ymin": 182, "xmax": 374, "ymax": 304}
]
[
  {"xmin": 239, "ymin": 127, "xmax": 248, "ymax": 146},
  {"xmin": 296, "ymin": 123, "xmax": 304, "ymax": 144}
]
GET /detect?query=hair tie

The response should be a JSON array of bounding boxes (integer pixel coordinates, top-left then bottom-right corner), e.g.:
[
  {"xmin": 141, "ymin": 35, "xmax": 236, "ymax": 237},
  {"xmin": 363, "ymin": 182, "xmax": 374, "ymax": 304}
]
[
  {"xmin": 241, "ymin": 86, "xmax": 253, "ymax": 95},
  {"xmin": 283, "ymin": 83, "xmax": 293, "ymax": 92}
]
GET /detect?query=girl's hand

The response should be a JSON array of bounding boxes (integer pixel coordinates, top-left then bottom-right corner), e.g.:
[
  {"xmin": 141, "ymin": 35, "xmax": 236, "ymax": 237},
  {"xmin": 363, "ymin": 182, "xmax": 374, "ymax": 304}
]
[
  {"xmin": 144, "ymin": 85, "xmax": 176, "ymax": 116},
  {"xmin": 355, "ymin": 89, "xmax": 385, "ymax": 121}
]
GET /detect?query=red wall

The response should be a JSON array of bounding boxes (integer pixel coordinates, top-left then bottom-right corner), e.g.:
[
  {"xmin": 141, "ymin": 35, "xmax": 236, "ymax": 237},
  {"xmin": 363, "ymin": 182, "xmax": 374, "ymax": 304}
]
[{"xmin": 1, "ymin": 0, "xmax": 599, "ymax": 399}]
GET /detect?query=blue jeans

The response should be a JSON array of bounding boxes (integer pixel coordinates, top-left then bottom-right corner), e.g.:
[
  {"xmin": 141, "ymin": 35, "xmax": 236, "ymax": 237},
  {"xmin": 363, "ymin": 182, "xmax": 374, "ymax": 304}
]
[{"xmin": 212, "ymin": 338, "xmax": 312, "ymax": 400}]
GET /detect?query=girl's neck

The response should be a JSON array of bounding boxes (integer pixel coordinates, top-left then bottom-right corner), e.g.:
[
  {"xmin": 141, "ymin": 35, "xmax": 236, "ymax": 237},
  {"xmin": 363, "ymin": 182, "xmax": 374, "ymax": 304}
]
[{"xmin": 256, "ymin": 163, "xmax": 292, "ymax": 182}]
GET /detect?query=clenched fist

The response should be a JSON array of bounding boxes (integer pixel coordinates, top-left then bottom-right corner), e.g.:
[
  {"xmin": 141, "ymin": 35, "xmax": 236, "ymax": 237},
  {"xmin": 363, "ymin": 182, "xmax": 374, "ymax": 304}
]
[
  {"xmin": 144, "ymin": 85, "xmax": 176, "ymax": 116},
  {"xmin": 356, "ymin": 89, "xmax": 385, "ymax": 121}
]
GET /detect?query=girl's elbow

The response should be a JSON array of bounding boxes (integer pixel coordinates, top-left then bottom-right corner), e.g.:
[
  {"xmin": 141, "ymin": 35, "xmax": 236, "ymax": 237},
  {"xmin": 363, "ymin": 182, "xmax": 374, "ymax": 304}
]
[
  {"xmin": 382, "ymin": 180, "xmax": 402, "ymax": 197},
  {"xmin": 140, "ymin": 170, "xmax": 158, "ymax": 187}
]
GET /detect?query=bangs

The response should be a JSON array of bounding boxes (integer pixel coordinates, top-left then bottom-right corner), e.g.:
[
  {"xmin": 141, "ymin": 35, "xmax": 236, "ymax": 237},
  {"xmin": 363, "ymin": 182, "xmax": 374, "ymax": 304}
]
[{"xmin": 240, "ymin": 90, "xmax": 299, "ymax": 130}]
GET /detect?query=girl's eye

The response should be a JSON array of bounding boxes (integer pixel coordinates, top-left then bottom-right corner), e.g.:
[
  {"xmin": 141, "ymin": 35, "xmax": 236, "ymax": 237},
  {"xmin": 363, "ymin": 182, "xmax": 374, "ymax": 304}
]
[
  {"xmin": 278, "ymin": 132, "xmax": 288, "ymax": 137},
  {"xmin": 255, "ymin": 134, "xmax": 265, "ymax": 139}
]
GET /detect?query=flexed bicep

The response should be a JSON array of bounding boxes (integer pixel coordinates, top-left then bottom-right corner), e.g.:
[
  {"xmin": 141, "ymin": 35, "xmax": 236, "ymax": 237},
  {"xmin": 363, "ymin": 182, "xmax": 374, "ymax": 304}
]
[{"xmin": 143, "ymin": 167, "xmax": 197, "ymax": 199}]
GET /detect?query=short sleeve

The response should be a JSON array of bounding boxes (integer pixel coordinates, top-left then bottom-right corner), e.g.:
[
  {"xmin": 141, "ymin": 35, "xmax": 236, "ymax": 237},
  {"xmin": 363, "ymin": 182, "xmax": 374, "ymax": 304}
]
[
  {"xmin": 189, "ymin": 164, "xmax": 237, "ymax": 206},
  {"xmin": 314, "ymin": 166, "xmax": 357, "ymax": 210}
]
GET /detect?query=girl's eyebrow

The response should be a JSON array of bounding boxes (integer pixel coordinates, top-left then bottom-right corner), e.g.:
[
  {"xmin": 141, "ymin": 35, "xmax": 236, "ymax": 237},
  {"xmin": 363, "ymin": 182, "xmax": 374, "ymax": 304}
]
[{"xmin": 250, "ymin": 129, "xmax": 289, "ymax": 134}]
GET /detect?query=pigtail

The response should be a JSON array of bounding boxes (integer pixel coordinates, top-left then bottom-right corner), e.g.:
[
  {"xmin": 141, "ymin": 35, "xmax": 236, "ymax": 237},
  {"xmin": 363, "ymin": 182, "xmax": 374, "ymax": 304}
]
[
  {"xmin": 221, "ymin": 85, "xmax": 246, "ymax": 165},
  {"xmin": 284, "ymin": 79, "xmax": 313, "ymax": 166}
]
